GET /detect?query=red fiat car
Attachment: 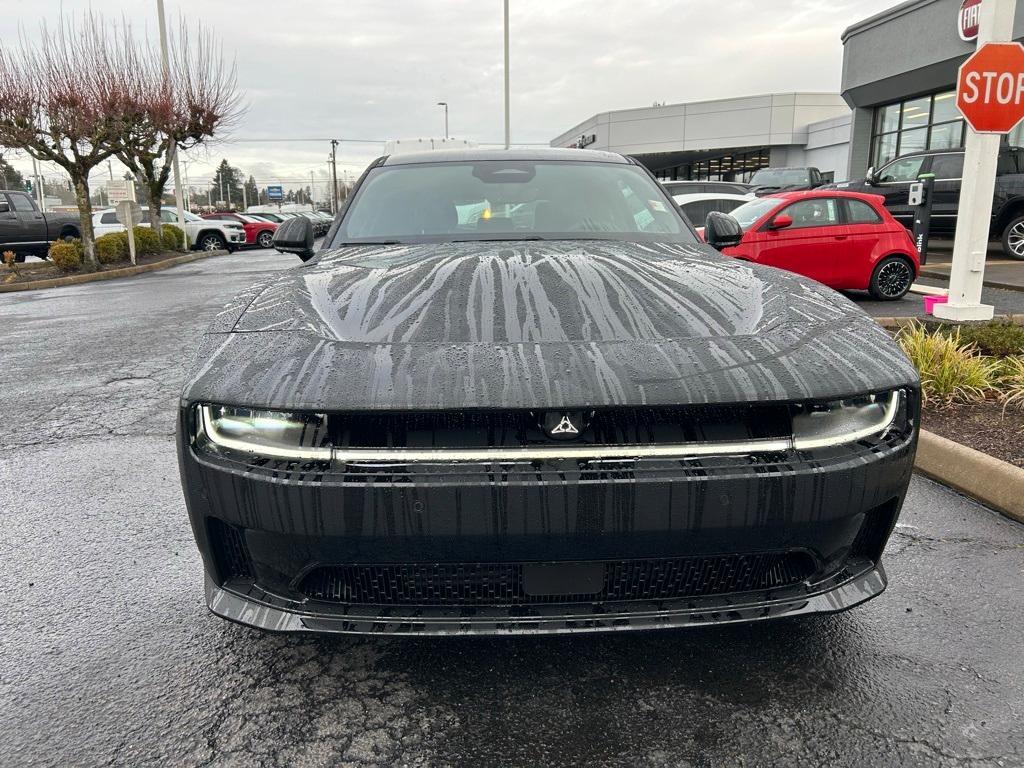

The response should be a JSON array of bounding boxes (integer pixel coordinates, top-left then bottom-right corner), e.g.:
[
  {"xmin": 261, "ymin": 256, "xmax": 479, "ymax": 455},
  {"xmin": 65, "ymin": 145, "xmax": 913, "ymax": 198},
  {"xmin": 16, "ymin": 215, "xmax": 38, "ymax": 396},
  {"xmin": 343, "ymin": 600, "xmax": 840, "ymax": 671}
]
[
  {"xmin": 202, "ymin": 212, "xmax": 277, "ymax": 249},
  {"xmin": 719, "ymin": 190, "xmax": 919, "ymax": 300}
]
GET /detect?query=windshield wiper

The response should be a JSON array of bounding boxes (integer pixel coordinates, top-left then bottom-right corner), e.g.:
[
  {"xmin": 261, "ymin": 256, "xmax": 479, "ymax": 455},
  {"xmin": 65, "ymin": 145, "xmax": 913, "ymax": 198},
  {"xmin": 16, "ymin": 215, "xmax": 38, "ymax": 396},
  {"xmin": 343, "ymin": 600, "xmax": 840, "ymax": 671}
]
[{"xmin": 337, "ymin": 240, "xmax": 404, "ymax": 246}]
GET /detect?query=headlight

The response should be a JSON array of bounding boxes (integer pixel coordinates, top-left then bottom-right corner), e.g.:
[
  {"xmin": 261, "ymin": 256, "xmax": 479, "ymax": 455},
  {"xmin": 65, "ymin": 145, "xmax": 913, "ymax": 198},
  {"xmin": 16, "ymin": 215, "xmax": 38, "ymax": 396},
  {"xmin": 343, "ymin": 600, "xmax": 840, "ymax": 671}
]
[
  {"xmin": 197, "ymin": 405, "xmax": 331, "ymax": 460},
  {"xmin": 792, "ymin": 390, "xmax": 902, "ymax": 450}
]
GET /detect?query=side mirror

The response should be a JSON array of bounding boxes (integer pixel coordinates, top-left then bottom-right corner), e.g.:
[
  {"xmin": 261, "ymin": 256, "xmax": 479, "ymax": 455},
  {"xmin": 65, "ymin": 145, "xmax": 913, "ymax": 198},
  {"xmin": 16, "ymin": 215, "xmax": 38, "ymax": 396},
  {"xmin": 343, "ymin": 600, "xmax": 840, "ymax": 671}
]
[
  {"xmin": 0, "ymin": 201, "xmax": 9, "ymax": 213},
  {"xmin": 769, "ymin": 214, "xmax": 794, "ymax": 230},
  {"xmin": 272, "ymin": 216, "xmax": 316, "ymax": 261},
  {"xmin": 704, "ymin": 211, "xmax": 743, "ymax": 250},
  {"xmin": 865, "ymin": 166, "xmax": 877, "ymax": 185}
]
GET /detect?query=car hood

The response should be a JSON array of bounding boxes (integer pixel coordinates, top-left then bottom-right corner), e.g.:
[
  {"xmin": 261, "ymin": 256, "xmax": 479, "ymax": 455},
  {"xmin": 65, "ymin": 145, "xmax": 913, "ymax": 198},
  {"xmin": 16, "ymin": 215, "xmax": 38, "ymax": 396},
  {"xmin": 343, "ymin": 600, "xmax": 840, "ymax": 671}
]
[{"xmin": 182, "ymin": 240, "xmax": 919, "ymax": 411}]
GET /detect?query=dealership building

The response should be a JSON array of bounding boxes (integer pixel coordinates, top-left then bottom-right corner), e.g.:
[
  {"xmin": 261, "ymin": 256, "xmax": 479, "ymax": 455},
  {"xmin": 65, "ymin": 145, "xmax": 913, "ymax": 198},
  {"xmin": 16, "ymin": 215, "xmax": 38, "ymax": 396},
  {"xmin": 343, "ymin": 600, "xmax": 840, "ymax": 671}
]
[{"xmin": 551, "ymin": 0, "xmax": 1024, "ymax": 183}]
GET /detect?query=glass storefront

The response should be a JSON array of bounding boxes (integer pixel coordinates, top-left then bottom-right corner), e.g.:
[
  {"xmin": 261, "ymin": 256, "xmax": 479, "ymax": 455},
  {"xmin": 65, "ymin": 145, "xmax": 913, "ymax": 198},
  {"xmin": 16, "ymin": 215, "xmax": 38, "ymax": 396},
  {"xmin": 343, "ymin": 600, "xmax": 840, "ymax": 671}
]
[
  {"xmin": 870, "ymin": 90, "xmax": 965, "ymax": 168},
  {"xmin": 656, "ymin": 148, "xmax": 770, "ymax": 183}
]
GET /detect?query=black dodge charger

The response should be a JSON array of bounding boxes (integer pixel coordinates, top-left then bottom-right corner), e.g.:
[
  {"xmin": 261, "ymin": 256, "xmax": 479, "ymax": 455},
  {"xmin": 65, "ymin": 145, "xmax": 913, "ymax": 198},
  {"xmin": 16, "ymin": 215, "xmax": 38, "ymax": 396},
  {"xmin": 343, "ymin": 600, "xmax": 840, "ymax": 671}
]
[{"xmin": 177, "ymin": 148, "xmax": 919, "ymax": 635}]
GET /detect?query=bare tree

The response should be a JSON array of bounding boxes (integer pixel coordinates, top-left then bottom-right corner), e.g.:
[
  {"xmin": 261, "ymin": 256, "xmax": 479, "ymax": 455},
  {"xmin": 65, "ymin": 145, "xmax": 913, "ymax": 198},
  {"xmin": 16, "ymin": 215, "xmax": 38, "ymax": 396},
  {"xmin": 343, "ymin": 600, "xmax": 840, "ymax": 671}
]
[
  {"xmin": 115, "ymin": 20, "xmax": 242, "ymax": 228},
  {"xmin": 0, "ymin": 15, "xmax": 145, "ymax": 270}
]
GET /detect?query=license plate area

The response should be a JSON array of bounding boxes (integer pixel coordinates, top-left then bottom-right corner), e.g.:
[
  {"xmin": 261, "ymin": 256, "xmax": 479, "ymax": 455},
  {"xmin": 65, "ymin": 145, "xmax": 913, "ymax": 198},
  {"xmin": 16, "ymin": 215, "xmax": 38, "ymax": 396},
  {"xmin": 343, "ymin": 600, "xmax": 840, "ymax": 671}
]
[{"xmin": 522, "ymin": 562, "xmax": 604, "ymax": 597}]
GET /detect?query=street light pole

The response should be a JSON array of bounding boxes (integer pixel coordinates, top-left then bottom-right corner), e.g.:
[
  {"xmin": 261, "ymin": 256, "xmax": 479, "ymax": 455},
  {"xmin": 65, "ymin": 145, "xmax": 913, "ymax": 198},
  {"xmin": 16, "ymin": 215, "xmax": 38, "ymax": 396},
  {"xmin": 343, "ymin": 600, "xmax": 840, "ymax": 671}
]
[
  {"xmin": 330, "ymin": 139, "xmax": 340, "ymax": 214},
  {"xmin": 503, "ymin": 0, "xmax": 510, "ymax": 149},
  {"xmin": 437, "ymin": 102, "xmax": 449, "ymax": 140},
  {"xmin": 156, "ymin": 0, "xmax": 187, "ymax": 244}
]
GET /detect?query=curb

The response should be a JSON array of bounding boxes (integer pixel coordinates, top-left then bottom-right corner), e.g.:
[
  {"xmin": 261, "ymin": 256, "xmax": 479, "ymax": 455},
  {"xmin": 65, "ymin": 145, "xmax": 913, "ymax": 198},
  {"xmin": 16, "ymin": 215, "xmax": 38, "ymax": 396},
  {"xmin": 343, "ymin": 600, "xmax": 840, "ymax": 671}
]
[
  {"xmin": 872, "ymin": 314, "xmax": 1024, "ymax": 329},
  {"xmin": 0, "ymin": 249, "xmax": 228, "ymax": 292},
  {"xmin": 919, "ymin": 266, "xmax": 1024, "ymax": 293},
  {"xmin": 915, "ymin": 429, "xmax": 1024, "ymax": 525}
]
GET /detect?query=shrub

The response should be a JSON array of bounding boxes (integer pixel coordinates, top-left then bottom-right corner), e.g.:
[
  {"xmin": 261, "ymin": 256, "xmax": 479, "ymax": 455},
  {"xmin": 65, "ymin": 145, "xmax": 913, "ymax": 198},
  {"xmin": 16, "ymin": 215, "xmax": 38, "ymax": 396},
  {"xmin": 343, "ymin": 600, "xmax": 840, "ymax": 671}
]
[
  {"xmin": 161, "ymin": 224, "xmax": 186, "ymax": 251},
  {"xmin": 95, "ymin": 232, "xmax": 129, "ymax": 264},
  {"xmin": 997, "ymin": 356, "xmax": 1024, "ymax": 412},
  {"xmin": 948, "ymin": 321, "xmax": 1024, "ymax": 357},
  {"xmin": 48, "ymin": 240, "xmax": 81, "ymax": 272},
  {"xmin": 2, "ymin": 250, "xmax": 14, "ymax": 266},
  {"xmin": 132, "ymin": 226, "xmax": 162, "ymax": 255},
  {"xmin": 897, "ymin": 321, "xmax": 1000, "ymax": 406}
]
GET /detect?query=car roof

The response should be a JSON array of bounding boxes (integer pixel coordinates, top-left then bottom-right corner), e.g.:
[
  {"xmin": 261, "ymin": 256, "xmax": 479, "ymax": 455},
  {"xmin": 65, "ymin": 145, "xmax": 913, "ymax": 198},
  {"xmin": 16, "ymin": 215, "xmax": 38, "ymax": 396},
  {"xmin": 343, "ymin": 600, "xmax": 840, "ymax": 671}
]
[
  {"xmin": 381, "ymin": 147, "xmax": 630, "ymax": 166},
  {"xmin": 672, "ymin": 192, "xmax": 752, "ymax": 203}
]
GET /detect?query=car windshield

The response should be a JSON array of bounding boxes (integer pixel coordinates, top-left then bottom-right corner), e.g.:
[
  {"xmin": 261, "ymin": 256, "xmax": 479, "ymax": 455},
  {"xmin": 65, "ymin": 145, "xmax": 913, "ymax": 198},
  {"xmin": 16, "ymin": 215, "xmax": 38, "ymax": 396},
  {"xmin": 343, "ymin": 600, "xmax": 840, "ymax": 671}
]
[
  {"xmin": 726, "ymin": 197, "xmax": 783, "ymax": 231},
  {"xmin": 750, "ymin": 169, "xmax": 810, "ymax": 186},
  {"xmin": 335, "ymin": 160, "xmax": 695, "ymax": 244}
]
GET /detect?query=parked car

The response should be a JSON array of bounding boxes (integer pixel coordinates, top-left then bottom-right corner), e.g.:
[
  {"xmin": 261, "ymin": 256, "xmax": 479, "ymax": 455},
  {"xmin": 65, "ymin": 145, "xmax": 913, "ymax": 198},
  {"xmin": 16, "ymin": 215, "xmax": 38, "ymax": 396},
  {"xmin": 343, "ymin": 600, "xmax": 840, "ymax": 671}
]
[
  {"xmin": 748, "ymin": 167, "xmax": 825, "ymax": 196},
  {"xmin": 673, "ymin": 192, "xmax": 751, "ymax": 231},
  {"xmin": 93, "ymin": 207, "xmax": 246, "ymax": 251},
  {"xmin": 828, "ymin": 146, "xmax": 1024, "ymax": 259},
  {"xmin": 246, "ymin": 212, "xmax": 287, "ymax": 224},
  {"xmin": 717, "ymin": 190, "xmax": 919, "ymax": 300},
  {"xmin": 178, "ymin": 148, "xmax": 919, "ymax": 636},
  {"xmin": 660, "ymin": 180, "xmax": 751, "ymax": 196},
  {"xmin": 0, "ymin": 189, "xmax": 81, "ymax": 261},
  {"xmin": 294, "ymin": 210, "xmax": 329, "ymax": 237},
  {"xmin": 203, "ymin": 212, "xmax": 277, "ymax": 249}
]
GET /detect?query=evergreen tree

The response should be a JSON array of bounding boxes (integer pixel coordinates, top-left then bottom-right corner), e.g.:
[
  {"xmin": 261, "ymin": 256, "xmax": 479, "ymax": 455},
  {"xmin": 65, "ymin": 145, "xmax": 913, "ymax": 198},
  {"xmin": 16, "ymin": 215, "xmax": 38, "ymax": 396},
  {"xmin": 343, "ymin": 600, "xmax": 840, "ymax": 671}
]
[
  {"xmin": 0, "ymin": 154, "xmax": 25, "ymax": 191},
  {"xmin": 211, "ymin": 159, "xmax": 244, "ymax": 209}
]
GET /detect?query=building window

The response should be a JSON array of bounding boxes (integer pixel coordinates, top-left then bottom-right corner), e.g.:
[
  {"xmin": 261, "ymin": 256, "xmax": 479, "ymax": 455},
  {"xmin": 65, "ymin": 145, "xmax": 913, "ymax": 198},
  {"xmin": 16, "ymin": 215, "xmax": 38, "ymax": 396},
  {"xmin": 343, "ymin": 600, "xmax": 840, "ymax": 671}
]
[{"xmin": 870, "ymin": 90, "xmax": 965, "ymax": 168}]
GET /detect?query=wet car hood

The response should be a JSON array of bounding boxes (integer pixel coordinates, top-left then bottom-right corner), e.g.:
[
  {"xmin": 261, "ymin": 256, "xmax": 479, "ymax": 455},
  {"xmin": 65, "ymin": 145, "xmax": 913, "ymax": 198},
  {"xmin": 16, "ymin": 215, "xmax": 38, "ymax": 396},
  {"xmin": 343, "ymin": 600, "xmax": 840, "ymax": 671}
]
[{"xmin": 182, "ymin": 240, "xmax": 919, "ymax": 411}]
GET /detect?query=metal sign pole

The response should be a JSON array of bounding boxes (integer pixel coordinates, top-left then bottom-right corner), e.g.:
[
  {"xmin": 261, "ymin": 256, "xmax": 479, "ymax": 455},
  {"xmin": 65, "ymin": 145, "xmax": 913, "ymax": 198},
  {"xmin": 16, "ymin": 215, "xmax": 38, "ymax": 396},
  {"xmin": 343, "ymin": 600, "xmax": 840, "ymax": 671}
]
[{"xmin": 935, "ymin": 0, "xmax": 1015, "ymax": 321}]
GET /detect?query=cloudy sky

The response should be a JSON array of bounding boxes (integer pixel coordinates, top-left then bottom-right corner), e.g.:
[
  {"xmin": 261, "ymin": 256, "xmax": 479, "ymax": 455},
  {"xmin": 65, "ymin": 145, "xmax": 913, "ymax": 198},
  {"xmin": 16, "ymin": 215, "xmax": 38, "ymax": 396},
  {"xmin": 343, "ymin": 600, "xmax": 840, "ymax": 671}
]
[{"xmin": 3, "ymin": 0, "xmax": 898, "ymax": 199}]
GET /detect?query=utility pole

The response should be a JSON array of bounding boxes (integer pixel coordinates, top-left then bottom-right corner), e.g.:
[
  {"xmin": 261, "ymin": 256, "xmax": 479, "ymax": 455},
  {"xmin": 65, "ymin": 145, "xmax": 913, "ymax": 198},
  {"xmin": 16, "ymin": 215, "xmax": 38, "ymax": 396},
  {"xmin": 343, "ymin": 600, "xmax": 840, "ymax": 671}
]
[
  {"xmin": 330, "ymin": 139, "xmax": 340, "ymax": 215},
  {"xmin": 503, "ymin": 0, "xmax": 510, "ymax": 149},
  {"xmin": 31, "ymin": 156, "xmax": 43, "ymax": 210},
  {"xmin": 437, "ymin": 102, "xmax": 449, "ymax": 140},
  {"xmin": 310, "ymin": 171, "xmax": 316, "ymax": 209},
  {"xmin": 934, "ymin": 0, "xmax": 1015, "ymax": 322},
  {"xmin": 156, "ymin": 0, "xmax": 188, "ymax": 243}
]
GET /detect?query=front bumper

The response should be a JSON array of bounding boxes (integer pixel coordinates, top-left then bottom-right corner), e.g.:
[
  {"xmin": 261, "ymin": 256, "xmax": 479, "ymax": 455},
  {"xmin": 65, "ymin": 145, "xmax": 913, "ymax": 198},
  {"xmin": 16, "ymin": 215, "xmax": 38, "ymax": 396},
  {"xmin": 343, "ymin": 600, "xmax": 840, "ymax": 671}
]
[
  {"xmin": 178, "ymin": 407, "xmax": 916, "ymax": 636},
  {"xmin": 205, "ymin": 562, "xmax": 887, "ymax": 636}
]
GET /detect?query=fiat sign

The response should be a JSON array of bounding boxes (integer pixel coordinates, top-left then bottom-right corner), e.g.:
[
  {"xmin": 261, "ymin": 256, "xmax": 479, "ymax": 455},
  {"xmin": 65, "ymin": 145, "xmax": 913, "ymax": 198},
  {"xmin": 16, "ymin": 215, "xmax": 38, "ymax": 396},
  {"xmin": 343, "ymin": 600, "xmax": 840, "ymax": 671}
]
[
  {"xmin": 957, "ymin": 42, "xmax": 1024, "ymax": 133},
  {"xmin": 959, "ymin": 0, "xmax": 982, "ymax": 42}
]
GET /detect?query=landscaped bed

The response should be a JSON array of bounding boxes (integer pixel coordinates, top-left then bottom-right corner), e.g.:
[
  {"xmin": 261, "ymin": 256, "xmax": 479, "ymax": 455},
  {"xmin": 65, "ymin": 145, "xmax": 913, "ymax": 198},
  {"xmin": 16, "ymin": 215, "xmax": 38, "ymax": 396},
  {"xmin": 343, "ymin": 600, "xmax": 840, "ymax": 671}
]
[
  {"xmin": 1, "ymin": 248, "xmax": 192, "ymax": 285},
  {"xmin": 897, "ymin": 320, "xmax": 1024, "ymax": 467},
  {"xmin": 0, "ymin": 224, "xmax": 190, "ymax": 284}
]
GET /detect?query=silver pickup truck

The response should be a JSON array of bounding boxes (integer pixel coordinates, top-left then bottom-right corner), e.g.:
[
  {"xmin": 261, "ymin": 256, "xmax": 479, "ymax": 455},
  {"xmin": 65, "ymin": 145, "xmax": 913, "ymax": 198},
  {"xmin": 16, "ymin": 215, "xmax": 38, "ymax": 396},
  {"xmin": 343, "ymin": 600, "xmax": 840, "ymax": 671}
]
[{"xmin": 0, "ymin": 189, "xmax": 81, "ymax": 261}]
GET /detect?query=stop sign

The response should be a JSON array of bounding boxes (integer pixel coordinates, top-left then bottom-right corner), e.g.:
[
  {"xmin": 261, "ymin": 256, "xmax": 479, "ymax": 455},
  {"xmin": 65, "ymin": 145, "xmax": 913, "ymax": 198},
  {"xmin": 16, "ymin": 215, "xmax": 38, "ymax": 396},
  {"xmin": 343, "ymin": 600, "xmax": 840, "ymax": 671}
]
[{"xmin": 957, "ymin": 42, "xmax": 1024, "ymax": 133}]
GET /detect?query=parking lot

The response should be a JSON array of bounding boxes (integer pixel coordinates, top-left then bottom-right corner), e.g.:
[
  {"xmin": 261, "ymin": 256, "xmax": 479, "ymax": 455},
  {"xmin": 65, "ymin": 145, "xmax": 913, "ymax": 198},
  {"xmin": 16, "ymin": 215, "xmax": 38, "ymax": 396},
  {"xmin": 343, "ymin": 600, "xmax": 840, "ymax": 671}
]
[{"xmin": 0, "ymin": 249, "xmax": 1020, "ymax": 767}]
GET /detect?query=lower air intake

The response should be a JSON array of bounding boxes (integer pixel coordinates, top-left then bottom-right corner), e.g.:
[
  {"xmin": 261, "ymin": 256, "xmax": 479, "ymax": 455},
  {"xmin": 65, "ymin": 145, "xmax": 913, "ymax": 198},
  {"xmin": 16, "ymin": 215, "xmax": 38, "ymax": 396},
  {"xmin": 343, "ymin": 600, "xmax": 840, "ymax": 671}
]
[
  {"xmin": 298, "ymin": 553, "xmax": 816, "ymax": 606},
  {"xmin": 208, "ymin": 518, "xmax": 253, "ymax": 581}
]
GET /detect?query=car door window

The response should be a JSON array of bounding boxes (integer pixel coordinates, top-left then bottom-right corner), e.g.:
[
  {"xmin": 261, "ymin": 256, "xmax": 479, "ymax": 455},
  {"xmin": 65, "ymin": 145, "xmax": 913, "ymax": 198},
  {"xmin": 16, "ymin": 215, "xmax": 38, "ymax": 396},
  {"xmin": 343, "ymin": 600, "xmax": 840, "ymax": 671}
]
[
  {"xmin": 679, "ymin": 200, "xmax": 712, "ymax": 225},
  {"xmin": 9, "ymin": 193, "xmax": 35, "ymax": 212},
  {"xmin": 100, "ymin": 212, "xmax": 117, "ymax": 224},
  {"xmin": 930, "ymin": 154, "xmax": 964, "ymax": 180},
  {"xmin": 877, "ymin": 156, "xmax": 924, "ymax": 183},
  {"xmin": 780, "ymin": 198, "xmax": 840, "ymax": 229},
  {"xmin": 845, "ymin": 199, "xmax": 882, "ymax": 224}
]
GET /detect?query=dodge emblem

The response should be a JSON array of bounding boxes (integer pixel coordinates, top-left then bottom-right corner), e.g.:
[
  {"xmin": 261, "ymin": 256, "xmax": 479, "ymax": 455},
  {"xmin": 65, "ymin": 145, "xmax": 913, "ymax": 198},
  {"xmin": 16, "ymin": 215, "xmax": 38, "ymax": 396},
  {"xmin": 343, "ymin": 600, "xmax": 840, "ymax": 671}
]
[
  {"xmin": 551, "ymin": 415, "xmax": 579, "ymax": 435},
  {"xmin": 542, "ymin": 411, "xmax": 587, "ymax": 439}
]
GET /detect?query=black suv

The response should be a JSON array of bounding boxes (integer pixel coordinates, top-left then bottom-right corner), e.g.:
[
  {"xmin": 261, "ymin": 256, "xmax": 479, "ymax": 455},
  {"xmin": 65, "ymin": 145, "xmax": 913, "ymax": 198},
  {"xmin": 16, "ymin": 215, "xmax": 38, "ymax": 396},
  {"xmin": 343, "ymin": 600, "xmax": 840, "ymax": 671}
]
[{"xmin": 832, "ymin": 147, "xmax": 1024, "ymax": 259}]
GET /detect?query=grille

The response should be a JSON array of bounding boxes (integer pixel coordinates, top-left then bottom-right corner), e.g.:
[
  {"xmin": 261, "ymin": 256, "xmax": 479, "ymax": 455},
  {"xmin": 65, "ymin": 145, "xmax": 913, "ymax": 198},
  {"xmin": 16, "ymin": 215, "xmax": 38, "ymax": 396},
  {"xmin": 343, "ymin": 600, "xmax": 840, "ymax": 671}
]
[
  {"xmin": 208, "ymin": 518, "xmax": 253, "ymax": 581},
  {"xmin": 299, "ymin": 553, "xmax": 815, "ymax": 606},
  {"xmin": 327, "ymin": 403, "xmax": 791, "ymax": 450}
]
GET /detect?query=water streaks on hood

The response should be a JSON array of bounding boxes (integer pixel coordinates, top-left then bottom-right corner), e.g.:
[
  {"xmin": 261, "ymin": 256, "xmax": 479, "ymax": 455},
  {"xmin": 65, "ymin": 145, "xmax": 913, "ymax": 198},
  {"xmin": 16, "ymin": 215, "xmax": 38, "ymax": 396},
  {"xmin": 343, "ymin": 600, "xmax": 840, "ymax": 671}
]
[
  {"xmin": 186, "ymin": 239, "xmax": 918, "ymax": 412},
  {"xmin": 231, "ymin": 241, "xmax": 806, "ymax": 343}
]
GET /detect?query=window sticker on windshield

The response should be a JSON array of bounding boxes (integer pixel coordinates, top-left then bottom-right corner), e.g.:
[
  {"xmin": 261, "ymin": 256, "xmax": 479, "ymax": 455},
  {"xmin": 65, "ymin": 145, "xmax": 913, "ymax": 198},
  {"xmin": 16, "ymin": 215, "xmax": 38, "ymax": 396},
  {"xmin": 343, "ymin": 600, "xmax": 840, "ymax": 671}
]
[{"xmin": 648, "ymin": 200, "xmax": 666, "ymax": 212}]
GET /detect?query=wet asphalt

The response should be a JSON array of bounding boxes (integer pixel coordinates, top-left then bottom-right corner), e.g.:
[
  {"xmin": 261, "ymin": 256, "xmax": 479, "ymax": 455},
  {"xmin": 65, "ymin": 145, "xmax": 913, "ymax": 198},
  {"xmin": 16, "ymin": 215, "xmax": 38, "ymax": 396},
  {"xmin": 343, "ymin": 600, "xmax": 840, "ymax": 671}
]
[{"xmin": 1, "ymin": 249, "xmax": 1022, "ymax": 767}]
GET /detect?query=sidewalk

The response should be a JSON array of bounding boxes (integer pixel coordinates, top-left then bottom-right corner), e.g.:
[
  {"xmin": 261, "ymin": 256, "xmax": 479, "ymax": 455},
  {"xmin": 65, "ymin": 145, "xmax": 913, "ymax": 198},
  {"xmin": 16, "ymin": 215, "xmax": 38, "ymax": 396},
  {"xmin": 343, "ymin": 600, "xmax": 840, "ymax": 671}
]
[{"xmin": 919, "ymin": 238, "xmax": 1024, "ymax": 291}]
